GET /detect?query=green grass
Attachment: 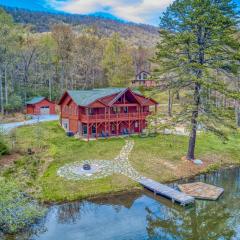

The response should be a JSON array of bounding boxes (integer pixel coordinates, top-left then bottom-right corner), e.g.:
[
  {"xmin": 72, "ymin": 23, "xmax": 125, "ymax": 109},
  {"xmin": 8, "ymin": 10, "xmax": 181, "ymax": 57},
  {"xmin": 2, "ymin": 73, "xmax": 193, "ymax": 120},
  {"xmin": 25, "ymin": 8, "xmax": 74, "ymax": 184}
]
[
  {"xmin": 130, "ymin": 133, "xmax": 240, "ymax": 182},
  {"xmin": 3, "ymin": 122, "xmax": 138, "ymax": 202},
  {"xmin": 2, "ymin": 121, "xmax": 240, "ymax": 202}
]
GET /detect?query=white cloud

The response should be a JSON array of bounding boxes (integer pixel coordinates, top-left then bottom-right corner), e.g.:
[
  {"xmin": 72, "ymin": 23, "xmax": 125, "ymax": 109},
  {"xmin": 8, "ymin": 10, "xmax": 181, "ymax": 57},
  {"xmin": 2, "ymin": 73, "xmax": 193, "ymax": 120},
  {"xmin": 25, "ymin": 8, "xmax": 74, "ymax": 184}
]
[{"xmin": 48, "ymin": 0, "xmax": 173, "ymax": 25}]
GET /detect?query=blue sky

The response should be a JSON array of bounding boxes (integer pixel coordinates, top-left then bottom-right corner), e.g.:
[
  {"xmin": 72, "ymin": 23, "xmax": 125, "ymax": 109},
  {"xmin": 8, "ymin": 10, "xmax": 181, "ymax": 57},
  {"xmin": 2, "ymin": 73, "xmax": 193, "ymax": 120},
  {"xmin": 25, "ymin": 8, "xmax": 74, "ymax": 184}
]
[
  {"xmin": 0, "ymin": 0, "xmax": 239, "ymax": 26},
  {"xmin": 0, "ymin": 0, "xmax": 174, "ymax": 25}
]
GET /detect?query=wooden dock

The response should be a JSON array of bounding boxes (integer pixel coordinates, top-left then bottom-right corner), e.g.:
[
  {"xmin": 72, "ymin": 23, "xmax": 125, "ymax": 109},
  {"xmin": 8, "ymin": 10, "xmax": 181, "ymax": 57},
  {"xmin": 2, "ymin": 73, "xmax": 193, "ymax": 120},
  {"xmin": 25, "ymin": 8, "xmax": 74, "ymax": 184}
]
[
  {"xmin": 178, "ymin": 182, "xmax": 224, "ymax": 200},
  {"xmin": 138, "ymin": 178, "xmax": 195, "ymax": 206}
]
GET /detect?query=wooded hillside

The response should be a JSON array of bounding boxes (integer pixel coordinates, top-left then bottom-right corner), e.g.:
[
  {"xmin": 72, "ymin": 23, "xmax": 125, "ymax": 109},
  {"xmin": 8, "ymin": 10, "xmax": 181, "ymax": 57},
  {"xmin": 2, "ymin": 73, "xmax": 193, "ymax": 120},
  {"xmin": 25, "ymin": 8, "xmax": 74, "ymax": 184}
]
[
  {"xmin": 2, "ymin": 6, "xmax": 159, "ymax": 48},
  {"xmin": 0, "ymin": 8, "xmax": 154, "ymax": 114}
]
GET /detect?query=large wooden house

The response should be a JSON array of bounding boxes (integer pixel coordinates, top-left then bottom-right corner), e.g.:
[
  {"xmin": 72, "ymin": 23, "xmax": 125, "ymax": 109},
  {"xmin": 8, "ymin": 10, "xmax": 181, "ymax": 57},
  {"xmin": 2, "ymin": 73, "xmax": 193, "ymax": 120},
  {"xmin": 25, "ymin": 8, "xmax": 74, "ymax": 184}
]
[{"xmin": 59, "ymin": 88, "xmax": 158, "ymax": 140}]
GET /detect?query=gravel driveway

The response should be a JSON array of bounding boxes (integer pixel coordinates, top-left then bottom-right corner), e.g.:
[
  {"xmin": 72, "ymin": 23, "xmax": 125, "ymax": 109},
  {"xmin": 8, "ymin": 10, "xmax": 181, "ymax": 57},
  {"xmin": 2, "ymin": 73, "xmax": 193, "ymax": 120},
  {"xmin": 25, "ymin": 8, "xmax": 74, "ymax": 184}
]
[{"xmin": 0, "ymin": 115, "xmax": 59, "ymax": 133}]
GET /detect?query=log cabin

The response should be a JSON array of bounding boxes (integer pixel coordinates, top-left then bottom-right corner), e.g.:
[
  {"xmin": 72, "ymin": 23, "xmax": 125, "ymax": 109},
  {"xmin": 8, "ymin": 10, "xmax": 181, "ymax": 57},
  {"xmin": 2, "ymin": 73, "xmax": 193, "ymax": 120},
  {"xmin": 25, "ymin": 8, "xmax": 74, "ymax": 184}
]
[
  {"xmin": 58, "ymin": 88, "xmax": 158, "ymax": 140},
  {"xmin": 132, "ymin": 71, "xmax": 157, "ymax": 88},
  {"xmin": 26, "ymin": 97, "xmax": 56, "ymax": 115}
]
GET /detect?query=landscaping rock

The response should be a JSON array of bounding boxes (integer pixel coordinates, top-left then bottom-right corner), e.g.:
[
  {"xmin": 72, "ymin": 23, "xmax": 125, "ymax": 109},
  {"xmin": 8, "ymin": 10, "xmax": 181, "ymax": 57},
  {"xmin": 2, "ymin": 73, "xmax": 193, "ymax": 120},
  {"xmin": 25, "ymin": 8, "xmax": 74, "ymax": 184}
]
[{"xmin": 57, "ymin": 140, "xmax": 142, "ymax": 181}]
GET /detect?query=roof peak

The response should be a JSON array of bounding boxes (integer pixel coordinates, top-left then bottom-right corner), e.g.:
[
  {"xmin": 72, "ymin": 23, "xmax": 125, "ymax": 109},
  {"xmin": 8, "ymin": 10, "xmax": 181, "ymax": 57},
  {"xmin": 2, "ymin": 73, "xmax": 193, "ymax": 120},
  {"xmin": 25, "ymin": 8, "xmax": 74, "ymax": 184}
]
[
  {"xmin": 26, "ymin": 96, "xmax": 46, "ymax": 105},
  {"xmin": 68, "ymin": 87, "xmax": 127, "ymax": 92},
  {"xmin": 65, "ymin": 88, "xmax": 136, "ymax": 107}
]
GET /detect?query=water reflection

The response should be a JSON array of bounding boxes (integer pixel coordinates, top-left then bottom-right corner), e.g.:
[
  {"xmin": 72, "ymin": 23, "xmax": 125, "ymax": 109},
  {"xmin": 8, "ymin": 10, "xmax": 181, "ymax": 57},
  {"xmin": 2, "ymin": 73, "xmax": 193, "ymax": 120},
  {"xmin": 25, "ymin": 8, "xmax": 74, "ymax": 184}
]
[
  {"xmin": 57, "ymin": 202, "xmax": 82, "ymax": 224},
  {"xmin": 3, "ymin": 167, "xmax": 240, "ymax": 240}
]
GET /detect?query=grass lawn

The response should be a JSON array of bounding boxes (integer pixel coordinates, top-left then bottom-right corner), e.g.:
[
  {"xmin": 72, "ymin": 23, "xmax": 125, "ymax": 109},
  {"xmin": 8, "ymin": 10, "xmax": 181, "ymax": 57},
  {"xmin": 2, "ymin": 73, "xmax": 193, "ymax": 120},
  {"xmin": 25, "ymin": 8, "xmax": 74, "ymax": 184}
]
[
  {"xmin": 1, "ymin": 121, "xmax": 139, "ymax": 202},
  {"xmin": 141, "ymin": 89, "xmax": 188, "ymax": 114},
  {"xmin": 1, "ymin": 121, "xmax": 240, "ymax": 202},
  {"xmin": 130, "ymin": 133, "xmax": 240, "ymax": 182}
]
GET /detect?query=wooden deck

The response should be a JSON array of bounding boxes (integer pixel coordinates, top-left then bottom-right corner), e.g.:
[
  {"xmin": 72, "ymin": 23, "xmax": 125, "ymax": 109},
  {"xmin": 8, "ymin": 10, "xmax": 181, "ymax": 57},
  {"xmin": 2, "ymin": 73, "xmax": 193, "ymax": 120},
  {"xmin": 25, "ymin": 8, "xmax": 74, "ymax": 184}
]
[
  {"xmin": 178, "ymin": 182, "xmax": 224, "ymax": 200},
  {"xmin": 138, "ymin": 178, "xmax": 195, "ymax": 206}
]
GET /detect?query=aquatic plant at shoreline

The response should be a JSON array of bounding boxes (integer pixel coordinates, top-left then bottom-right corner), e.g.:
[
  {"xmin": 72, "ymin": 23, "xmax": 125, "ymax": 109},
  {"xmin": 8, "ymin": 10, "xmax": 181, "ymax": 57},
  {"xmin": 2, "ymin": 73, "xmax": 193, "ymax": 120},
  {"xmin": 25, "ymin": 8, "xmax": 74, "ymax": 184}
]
[{"xmin": 0, "ymin": 179, "xmax": 46, "ymax": 234}]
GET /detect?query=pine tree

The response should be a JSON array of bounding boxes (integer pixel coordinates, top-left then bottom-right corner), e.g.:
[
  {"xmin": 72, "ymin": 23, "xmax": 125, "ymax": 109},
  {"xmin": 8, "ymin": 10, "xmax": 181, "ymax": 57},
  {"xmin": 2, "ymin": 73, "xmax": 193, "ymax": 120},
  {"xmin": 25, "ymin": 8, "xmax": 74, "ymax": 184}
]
[{"xmin": 155, "ymin": 0, "xmax": 240, "ymax": 160}]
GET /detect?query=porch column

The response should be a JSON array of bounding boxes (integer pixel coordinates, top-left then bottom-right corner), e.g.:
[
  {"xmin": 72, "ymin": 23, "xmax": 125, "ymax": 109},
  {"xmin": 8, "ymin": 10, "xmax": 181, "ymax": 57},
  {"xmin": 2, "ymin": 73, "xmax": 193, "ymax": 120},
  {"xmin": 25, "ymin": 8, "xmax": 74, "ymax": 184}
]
[
  {"xmin": 104, "ymin": 107, "xmax": 107, "ymax": 135},
  {"xmin": 117, "ymin": 122, "xmax": 119, "ymax": 136},
  {"xmin": 87, "ymin": 123, "xmax": 90, "ymax": 141},
  {"xmin": 137, "ymin": 106, "xmax": 140, "ymax": 133},
  {"xmin": 60, "ymin": 105, "xmax": 62, "ymax": 126},
  {"xmin": 139, "ymin": 106, "xmax": 142, "ymax": 132},
  {"xmin": 108, "ymin": 107, "xmax": 111, "ymax": 136},
  {"xmin": 86, "ymin": 107, "xmax": 90, "ymax": 141},
  {"xmin": 128, "ymin": 113, "xmax": 130, "ymax": 135},
  {"xmin": 96, "ymin": 123, "xmax": 98, "ymax": 139}
]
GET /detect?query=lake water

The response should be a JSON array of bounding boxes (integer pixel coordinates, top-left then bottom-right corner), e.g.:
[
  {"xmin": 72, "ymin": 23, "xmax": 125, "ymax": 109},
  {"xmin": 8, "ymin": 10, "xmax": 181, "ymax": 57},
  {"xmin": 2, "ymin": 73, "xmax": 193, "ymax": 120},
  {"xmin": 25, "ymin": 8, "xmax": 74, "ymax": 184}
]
[{"xmin": 3, "ymin": 167, "xmax": 240, "ymax": 240}]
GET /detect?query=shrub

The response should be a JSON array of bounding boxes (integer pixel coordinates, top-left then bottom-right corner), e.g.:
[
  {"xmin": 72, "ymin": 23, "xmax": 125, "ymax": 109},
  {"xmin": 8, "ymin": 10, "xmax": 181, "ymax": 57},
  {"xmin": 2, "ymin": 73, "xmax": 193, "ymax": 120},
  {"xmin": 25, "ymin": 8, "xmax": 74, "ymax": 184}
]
[
  {"xmin": 0, "ymin": 179, "xmax": 46, "ymax": 234},
  {"xmin": 4, "ymin": 95, "xmax": 23, "ymax": 113},
  {"xmin": 0, "ymin": 137, "xmax": 9, "ymax": 156}
]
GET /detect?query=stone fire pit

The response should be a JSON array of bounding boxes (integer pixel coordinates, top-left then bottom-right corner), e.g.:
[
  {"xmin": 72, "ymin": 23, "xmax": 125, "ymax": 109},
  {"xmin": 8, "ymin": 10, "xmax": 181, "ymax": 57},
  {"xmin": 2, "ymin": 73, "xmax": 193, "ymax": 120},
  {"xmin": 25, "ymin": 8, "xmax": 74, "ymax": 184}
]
[{"xmin": 57, "ymin": 160, "xmax": 113, "ymax": 180}]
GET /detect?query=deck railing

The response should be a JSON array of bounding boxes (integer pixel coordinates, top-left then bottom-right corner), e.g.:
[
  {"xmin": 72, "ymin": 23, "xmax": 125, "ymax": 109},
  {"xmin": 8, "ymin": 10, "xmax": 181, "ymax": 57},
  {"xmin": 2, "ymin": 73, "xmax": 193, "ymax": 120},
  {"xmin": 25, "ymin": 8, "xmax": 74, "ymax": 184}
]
[{"xmin": 79, "ymin": 111, "xmax": 151, "ymax": 122}]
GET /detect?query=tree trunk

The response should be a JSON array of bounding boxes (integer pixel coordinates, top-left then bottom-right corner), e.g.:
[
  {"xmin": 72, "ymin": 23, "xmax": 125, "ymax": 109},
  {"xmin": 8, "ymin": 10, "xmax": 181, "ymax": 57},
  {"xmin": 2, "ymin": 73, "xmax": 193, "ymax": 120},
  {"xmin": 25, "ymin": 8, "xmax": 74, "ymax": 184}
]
[
  {"xmin": 187, "ymin": 117, "xmax": 197, "ymax": 160},
  {"xmin": 176, "ymin": 90, "xmax": 180, "ymax": 100},
  {"xmin": 235, "ymin": 100, "xmax": 240, "ymax": 128},
  {"xmin": 168, "ymin": 89, "xmax": 172, "ymax": 117},
  {"xmin": 49, "ymin": 78, "xmax": 52, "ymax": 101},
  {"xmin": 187, "ymin": 83, "xmax": 200, "ymax": 160},
  {"xmin": 0, "ymin": 71, "xmax": 4, "ymax": 114},
  {"xmin": 5, "ymin": 66, "xmax": 8, "ymax": 105}
]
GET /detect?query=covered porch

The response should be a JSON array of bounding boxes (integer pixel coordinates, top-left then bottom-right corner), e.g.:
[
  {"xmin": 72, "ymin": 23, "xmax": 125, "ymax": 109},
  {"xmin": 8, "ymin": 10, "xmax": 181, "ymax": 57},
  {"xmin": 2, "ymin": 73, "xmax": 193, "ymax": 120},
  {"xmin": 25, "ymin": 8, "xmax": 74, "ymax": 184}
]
[{"xmin": 79, "ymin": 119, "xmax": 147, "ymax": 140}]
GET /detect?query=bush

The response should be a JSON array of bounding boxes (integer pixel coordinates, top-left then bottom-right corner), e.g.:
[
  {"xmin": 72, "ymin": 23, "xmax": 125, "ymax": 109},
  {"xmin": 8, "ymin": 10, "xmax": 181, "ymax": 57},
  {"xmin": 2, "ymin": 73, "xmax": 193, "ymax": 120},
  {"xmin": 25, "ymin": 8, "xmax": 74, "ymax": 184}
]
[
  {"xmin": 0, "ymin": 179, "xmax": 46, "ymax": 234},
  {"xmin": 0, "ymin": 137, "xmax": 9, "ymax": 156},
  {"xmin": 4, "ymin": 95, "xmax": 23, "ymax": 113}
]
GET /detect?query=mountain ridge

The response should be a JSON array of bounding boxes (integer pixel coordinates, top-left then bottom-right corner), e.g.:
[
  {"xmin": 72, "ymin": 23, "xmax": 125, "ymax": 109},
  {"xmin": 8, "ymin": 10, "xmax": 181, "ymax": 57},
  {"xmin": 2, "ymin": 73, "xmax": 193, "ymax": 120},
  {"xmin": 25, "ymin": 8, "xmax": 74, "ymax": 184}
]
[{"xmin": 1, "ymin": 5, "xmax": 159, "ymax": 47}]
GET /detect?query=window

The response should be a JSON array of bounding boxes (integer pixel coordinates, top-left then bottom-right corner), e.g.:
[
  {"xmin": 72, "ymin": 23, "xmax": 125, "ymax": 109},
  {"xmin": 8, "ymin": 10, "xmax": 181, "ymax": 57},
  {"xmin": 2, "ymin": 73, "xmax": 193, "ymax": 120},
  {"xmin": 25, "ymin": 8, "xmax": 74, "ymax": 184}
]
[
  {"xmin": 123, "ymin": 107, "xmax": 128, "ymax": 113},
  {"xmin": 143, "ymin": 73, "xmax": 148, "ymax": 79},
  {"xmin": 112, "ymin": 107, "xmax": 118, "ymax": 113},
  {"xmin": 135, "ymin": 121, "xmax": 138, "ymax": 128},
  {"xmin": 83, "ymin": 125, "xmax": 87, "ymax": 134},
  {"xmin": 92, "ymin": 125, "xmax": 96, "ymax": 134},
  {"xmin": 89, "ymin": 108, "xmax": 93, "ymax": 115}
]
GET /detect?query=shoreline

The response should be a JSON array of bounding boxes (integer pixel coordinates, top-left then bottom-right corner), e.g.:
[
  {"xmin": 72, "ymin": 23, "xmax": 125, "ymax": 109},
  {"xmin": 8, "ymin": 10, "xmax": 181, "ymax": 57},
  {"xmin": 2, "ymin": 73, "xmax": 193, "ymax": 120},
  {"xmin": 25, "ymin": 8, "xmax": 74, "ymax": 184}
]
[{"xmin": 40, "ymin": 163, "xmax": 240, "ymax": 205}]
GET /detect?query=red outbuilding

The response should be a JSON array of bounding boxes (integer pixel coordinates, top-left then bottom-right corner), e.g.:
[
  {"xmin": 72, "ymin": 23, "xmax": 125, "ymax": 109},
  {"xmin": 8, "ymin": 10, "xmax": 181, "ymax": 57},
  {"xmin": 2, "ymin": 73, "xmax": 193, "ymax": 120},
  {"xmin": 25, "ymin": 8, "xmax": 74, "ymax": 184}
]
[
  {"xmin": 58, "ymin": 88, "xmax": 158, "ymax": 140},
  {"xmin": 26, "ymin": 97, "xmax": 56, "ymax": 115}
]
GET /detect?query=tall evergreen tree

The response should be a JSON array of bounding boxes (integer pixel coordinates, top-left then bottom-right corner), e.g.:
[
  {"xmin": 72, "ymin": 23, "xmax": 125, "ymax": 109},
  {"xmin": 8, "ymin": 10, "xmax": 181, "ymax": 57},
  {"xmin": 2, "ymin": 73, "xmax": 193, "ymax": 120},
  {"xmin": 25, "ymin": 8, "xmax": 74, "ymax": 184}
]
[{"xmin": 155, "ymin": 0, "xmax": 240, "ymax": 160}]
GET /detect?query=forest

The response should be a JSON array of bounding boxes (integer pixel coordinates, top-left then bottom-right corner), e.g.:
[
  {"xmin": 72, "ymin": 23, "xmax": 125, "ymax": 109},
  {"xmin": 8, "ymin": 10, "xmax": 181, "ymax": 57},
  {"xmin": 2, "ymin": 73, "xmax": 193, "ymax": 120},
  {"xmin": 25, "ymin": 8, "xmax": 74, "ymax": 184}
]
[
  {"xmin": 3, "ymin": 6, "xmax": 159, "ymax": 47},
  {"xmin": 0, "ymin": 7, "xmax": 153, "ymax": 114}
]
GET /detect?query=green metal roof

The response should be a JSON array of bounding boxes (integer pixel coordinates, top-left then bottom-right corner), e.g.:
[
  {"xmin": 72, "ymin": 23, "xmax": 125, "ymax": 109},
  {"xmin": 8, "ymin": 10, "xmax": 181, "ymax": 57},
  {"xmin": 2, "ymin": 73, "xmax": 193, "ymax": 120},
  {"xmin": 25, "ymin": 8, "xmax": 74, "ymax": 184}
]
[
  {"xmin": 26, "ymin": 96, "xmax": 45, "ymax": 105},
  {"xmin": 67, "ymin": 88, "xmax": 140, "ymax": 106}
]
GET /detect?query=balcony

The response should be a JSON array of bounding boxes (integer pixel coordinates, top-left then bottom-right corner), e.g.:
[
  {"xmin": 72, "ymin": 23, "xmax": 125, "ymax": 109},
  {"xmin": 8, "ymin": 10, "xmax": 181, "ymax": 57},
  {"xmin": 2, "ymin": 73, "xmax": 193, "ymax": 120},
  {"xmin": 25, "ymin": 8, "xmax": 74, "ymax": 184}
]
[{"xmin": 79, "ymin": 111, "xmax": 151, "ymax": 123}]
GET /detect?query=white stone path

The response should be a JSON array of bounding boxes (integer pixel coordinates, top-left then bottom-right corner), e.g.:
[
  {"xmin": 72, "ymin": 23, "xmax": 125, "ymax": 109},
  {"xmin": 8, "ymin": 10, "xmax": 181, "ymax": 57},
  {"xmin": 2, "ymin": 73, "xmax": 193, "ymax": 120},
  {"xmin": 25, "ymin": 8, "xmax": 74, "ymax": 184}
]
[
  {"xmin": 57, "ymin": 140, "xmax": 143, "ymax": 181},
  {"xmin": 113, "ymin": 140, "xmax": 142, "ymax": 181}
]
